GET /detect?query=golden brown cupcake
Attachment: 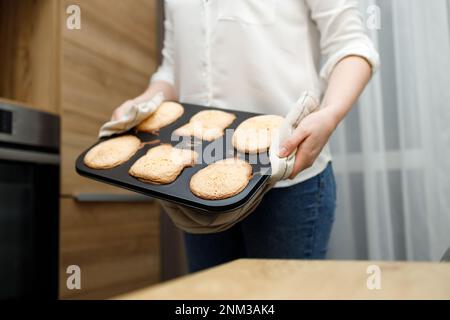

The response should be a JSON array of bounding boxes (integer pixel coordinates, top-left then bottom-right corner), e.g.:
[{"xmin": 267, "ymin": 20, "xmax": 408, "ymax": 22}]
[
  {"xmin": 84, "ymin": 135, "xmax": 141, "ymax": 169},
  {"xmin": 190, "ymin": 158, "xmax": 252, "ymax": 200},
  {"xmin": 232, "ymin": 115, "xmax": 283, "ymax": 153},
  {"xmin": 174, "ymin": 110, "xmax": 236, "ymax": 141},
  {"xmin": 129, "ymin": 144, "xmax": 198, "ymax": 184},
  {"xmin": 137, "ymin": 101, "xmax": 184, "ymax": 133}
]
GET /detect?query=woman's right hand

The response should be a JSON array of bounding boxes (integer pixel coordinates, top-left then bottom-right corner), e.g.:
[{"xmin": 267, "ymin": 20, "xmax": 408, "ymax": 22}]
[
  {"xmin": 111, "ymin": 81, "xmax": 177, "ymax": 121},
  {"xmin": 110, "ymin": 93, "xmax": 155, "ymax": 121},
  {"xmin": 111, "ymin": 99, "xmax": 137, "ymax": 121}
]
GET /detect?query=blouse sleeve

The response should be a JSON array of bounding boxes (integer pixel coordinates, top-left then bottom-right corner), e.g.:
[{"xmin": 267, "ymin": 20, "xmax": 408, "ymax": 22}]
[
  {"xmin": 150, "ymin": 1, "xmax": 175, "ymax": 85},
  {"xmin": 306, "ymin": 0, "xmax": 380, "ymax": 80}
]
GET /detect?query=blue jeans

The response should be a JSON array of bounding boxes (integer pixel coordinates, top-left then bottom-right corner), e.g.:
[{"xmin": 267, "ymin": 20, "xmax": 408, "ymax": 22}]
[{"xmin": 184, "ymin": 162, "xmax": 336, "ymax": 273}]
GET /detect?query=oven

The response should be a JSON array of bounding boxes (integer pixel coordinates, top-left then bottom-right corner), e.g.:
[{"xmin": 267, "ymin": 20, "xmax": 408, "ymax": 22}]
[{"xmin": 0, "ymin": 101, "xmax": 60, "ymax": 299}]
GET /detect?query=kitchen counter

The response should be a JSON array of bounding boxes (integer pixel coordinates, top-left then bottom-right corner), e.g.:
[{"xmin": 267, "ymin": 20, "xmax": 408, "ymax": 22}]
[{"xmin": 115, "ymin": 259, "xmax": 450, "ymax": 300}]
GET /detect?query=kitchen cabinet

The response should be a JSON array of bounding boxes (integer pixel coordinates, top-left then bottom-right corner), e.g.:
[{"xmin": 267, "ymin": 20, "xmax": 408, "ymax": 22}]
[
  {"xmin": 58, "ymin": 0, "xmax": 161, "ymax": 299},
  {"xmin": 0, "ymin": 0, "xmax": 59, "ymax": 114},
  {"xmin": 1, "ymin": 0, "xmax": 162, "ymax": 299},
  {"xmin": 60, "ymin": 0, "xmax": 159, "ymax": 195},
  {"xmin": 59, "ymin": 199, "xmax": 160, "ymax": 299}
]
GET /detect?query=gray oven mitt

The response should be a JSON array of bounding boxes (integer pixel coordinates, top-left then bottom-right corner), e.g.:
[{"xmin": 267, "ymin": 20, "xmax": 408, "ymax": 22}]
[
  {"xmin": 160, "ymin": 91, "xmax": 320, "ymax": 234},
  {"xmin": 98, "ymin": 92, "xmax": 165, "ymax": 138}
]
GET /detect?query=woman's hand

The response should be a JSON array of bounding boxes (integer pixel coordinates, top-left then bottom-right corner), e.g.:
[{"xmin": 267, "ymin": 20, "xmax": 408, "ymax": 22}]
[
  {"xmin": 110, "ymin": 92, "xmax": 158, "ymax": 121},
  {"xmin": 111, "ymin": 99, "xmax": 138, "ymax": 121},
  {"xmin": 110, "ymin": 81, "xmax": 178, "ymax": 121},
  {"xmin": 278, "ymin": 108, "xmax": 338, "ymax": 179},
  {"xmin": 277, "ymin": 56, "xmax": 373, "ymax": 179}
]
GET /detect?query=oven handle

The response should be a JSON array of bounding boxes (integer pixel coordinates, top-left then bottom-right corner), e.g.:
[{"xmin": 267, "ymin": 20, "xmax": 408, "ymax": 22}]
[
  {"xmin": 0, "ymin": 147, "xmax": 59, "ymax": 164},
  {"xmin": 73, "ymin": 193, "xmax": 154, "ymax": 203}
]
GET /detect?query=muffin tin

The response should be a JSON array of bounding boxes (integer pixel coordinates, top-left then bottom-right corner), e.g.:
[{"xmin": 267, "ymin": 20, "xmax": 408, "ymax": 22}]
[{"xmin": 75, "ymin": 103, "xmax": 272, "ymax": 213}]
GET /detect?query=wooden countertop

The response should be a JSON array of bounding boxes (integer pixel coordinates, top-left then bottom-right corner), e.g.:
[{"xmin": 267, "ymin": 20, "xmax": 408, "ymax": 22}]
[{"xmin": 115, "ymin": 259, "xmax": 450, "ymax": 300}]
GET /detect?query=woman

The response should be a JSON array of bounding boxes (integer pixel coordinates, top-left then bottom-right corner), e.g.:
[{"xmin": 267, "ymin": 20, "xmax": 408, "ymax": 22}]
[{"xmin": 112, "ymin": 0, "xmax": 379, "ymax": 272}]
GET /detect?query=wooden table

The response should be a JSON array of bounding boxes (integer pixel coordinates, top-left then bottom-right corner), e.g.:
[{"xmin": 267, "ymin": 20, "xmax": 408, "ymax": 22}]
[{"xmin": 116, "ymin": 259, "xmax": 450, "ymax": 300}]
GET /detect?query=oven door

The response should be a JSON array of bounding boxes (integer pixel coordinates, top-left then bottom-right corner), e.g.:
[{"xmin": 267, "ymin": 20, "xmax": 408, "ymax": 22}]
[{"xmin": 0, "ymin": 149, "xmax": 59, "ymax": 299}]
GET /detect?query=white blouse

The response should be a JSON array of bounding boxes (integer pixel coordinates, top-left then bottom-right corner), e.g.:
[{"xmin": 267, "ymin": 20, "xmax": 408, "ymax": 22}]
[{"xmin": 151, "ymin": 0, "xmax": 380, "ymax": 187}]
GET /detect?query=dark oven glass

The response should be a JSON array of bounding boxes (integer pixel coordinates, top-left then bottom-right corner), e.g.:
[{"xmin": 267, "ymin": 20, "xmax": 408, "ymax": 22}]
[{"xmin": 0, "ymin": 159, "xmax": 59, "ymax": 299}]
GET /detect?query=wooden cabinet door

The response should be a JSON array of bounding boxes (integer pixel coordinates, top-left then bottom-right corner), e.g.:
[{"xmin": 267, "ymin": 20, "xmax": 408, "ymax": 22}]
[
  {"xmin": 59, "ymin": 199, "xmax": 160, "ymax": 299},
  {"xmin": 60, "ymin": 0, "xmax": 159, "ymax": 195},
  {"xmin": 58, "ymin": 0, "xmax": 163, "ymax": 299},
  {"xmin": 0, "ymin": 0, "xmax": 59, "ymax": 114}
]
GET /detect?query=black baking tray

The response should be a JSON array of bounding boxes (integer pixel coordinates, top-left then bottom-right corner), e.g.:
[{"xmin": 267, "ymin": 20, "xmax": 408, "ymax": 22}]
[{"xmin": 76, "ymin": 103, "xmax": 272, "ymax": 213}]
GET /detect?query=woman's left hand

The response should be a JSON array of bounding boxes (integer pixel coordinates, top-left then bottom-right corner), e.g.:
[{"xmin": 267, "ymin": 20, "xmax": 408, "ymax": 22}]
[{"xmin": 278, "ymin": 108, "xmax": 338, "ymax": 179}]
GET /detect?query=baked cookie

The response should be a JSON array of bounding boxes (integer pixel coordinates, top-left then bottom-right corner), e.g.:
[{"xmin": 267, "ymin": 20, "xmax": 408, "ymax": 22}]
[
  {"xmin": 137, "ymin": 101, "xmax": 184, "ymax": 133},
  {"xmin": 129, "ymin": 144, "xmax": 198, "ymax": 184},
  {"xmin": 232, "ymin": 115, "xmax": 284, "ymax": 153},
  {"xmin": 190, "ymin": 158, "xmax": 252, "ymax": 200},
  {"xmin": 84, "ymin": 135, "xmax": 141, "ymax": 169},
  {"xmin": 174, "ymin": 110, "xmax": 236, "ymax": 141}
]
